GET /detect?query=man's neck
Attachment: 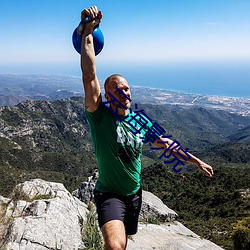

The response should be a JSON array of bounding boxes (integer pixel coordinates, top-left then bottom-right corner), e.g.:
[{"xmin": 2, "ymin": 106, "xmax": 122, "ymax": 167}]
[{"xmin": 110, "ymin": 104, "xmax": 129, "ymax": 117}]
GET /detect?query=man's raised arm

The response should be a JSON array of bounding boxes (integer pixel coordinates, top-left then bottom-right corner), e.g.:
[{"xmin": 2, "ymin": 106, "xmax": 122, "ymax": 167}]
[{"xmin": 80, "ymin": 6, "xmax": 102, "ymax": 113}]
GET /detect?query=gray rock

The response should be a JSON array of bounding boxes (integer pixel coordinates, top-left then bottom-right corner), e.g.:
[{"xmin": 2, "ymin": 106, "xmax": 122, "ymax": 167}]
[
  {"xmin": 0, "ymin": 196, "xmax": 12, "ymax": 247},
  {"xmin": 0, "ymin": 179, "xmax": 224, "ymax": 250},
  {"xmin": 140, "ymin": 190, "xmax": 178, "ymax": 222},
  {"xmin": 72, "ymin": 169, "xmax": 98, "ymax": 204},
  {"xmin": 0, "ymin": 179, "xmax": 89, "ymax": 250},
  {"xmin": 127, "ymin": 222, "xmax": 224, "ymax": 250}
]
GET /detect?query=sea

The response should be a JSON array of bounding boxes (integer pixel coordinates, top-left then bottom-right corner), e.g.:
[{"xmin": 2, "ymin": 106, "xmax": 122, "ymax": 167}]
[
  {"xmin": 97, "ymin": 61, "xmax": 250, "ymax": 99},
  {"xmin": 1, "ymin": 60, "xmax": 250, "ymax": 99}
]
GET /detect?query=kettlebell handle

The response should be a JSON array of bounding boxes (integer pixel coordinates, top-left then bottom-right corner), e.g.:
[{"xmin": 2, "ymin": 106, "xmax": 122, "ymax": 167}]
[{"xmin": 77, "ymin": 17, "xmax": 99, "ymax": 35}]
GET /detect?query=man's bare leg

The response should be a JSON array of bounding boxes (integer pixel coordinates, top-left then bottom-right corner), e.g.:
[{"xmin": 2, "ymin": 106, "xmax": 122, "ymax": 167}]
[{"xmin": 101, "ymin": 220, "xmax": 127, "ymax": 250}]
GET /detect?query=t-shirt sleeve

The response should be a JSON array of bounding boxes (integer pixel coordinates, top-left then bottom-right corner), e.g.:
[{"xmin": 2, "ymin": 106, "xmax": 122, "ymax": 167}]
[{"xmin": 85, "ymin": 103, "xmax": 104, "ymax": 127}]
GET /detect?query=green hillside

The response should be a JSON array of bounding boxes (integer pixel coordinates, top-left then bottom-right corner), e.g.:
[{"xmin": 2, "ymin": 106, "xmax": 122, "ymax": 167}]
[{"xmin": 141, "ymin": 162, "xmax": 250, "ymax": 250}]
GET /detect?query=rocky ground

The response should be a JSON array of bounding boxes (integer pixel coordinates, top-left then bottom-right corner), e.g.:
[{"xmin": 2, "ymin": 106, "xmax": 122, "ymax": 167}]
[{"xmin": 0, "ymin": 178, "xmax": 224, "ymax": 250}]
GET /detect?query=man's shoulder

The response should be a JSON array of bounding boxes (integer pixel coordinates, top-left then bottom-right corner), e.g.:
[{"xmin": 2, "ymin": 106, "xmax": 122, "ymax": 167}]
[
  {"xmin": 85, "ymin": 103, "xmax": 114, "ymax": 125},
  {"xmin": 85, "ymin": 103, "xmax": 111, "ymax": 117}
]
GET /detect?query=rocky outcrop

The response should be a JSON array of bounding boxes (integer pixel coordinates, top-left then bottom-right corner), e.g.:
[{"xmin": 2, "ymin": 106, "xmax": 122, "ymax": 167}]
[
  {"xmin": 140, "ymin": 190, "xmax": 177, "ymax": 222},
  {"xmin": 127, "ymin": 222, "xmax": 224, "ymax": 250},
  {"xmin": 72, "ymin": 169, "xmax": 99, "ymax": 204},
  {"xmin": 0, "ymin": 179, "xmax": 89, "ymax": 250},
  {"xmin": 0, "ymin": 179, "xmax": 224, "ymax": 250}
]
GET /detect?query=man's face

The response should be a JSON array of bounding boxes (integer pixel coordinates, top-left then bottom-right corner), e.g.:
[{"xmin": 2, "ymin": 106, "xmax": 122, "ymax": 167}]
[{"xmin": 105, "ymin": 76, "xmax": 132, "ymax": 109}]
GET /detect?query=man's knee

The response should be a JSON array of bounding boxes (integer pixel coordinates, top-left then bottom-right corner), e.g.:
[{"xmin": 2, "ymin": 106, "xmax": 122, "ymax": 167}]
[
  {"xmin": 101, "ymin": 220, "xmax": 127, "ymax": 250},
  {"xmin": 104, "ymin": 239, "xmax": 126, "ymax": 250}
]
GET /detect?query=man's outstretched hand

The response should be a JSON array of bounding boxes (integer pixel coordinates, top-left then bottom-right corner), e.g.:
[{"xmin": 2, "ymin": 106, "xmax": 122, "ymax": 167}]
[{"xmin": 197, "ymin": 162, "xmax": 214, "ymax": 177}]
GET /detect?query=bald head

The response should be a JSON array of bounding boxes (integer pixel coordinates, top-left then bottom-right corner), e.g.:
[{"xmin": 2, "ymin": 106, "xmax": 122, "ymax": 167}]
[
  {"xmin": 104, "ymin": 74, "xmax": 128, "ymax": 93},
  {"xmin": 104, "ymin": 74, "xmax": 132, "ymax": 110}
]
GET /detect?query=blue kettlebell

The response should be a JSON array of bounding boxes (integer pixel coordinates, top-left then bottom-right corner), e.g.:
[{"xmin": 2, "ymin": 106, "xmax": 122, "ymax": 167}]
[{"xmin": 72, "ymin": 17, "xmax": 104, "ymax": 55}]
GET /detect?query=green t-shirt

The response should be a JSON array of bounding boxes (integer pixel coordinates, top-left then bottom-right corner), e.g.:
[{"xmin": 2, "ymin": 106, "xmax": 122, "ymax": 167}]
[{"xmin": 85, "ymin": 104, "xmax": 152, "ymax": 196}]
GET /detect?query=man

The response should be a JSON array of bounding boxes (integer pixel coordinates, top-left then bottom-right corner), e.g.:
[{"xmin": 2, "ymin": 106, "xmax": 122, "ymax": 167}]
[{"xmin": 80, "ymin": 6, "xmax": 214, "ymax": 250}]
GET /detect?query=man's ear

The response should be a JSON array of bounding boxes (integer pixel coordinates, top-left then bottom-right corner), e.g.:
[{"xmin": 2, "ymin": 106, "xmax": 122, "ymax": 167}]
[{"xmin": 104, "ymin": 93, "xmax": 109, "ymax": 101}]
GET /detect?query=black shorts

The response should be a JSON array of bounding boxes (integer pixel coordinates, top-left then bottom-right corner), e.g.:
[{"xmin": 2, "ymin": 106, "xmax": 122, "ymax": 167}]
[{"xmin": 93, "ymin": 187, "xmax": 142, "ymax": 235}]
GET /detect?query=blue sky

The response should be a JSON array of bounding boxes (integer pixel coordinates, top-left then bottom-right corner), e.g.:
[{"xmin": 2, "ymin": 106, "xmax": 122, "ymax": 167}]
[{"xmin": 0, "ymin": 0, "xmax": 250, "ymax": 97}]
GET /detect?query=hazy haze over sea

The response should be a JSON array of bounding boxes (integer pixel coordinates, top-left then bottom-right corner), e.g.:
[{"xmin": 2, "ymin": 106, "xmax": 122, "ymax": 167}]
[
  {"xmin": 1, "ymin": 61, "xmax": 249, "ymax": 99},
  {"xmin": 99, "ymin": 61, "xmax": 250, "ymax": 99}
]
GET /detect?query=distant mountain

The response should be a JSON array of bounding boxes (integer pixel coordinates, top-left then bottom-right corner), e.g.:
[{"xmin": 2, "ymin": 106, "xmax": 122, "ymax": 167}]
[
  {"xmin": 0, "ymin": 97, "xmax": 96, "ymax": 195},
  {"xmin": 0, "ymin": 74, "xmax": 83, "ymax": 106},
  {"xmin": 206, "ymin": 142, "xmax": 250, "ymax": 164},
  {"xmin": 141, "ymin": 104, "xmax": 250, "ymax": 154},
  {"xmin": 199, "ymin": 126, "xmax": 250, "ymax": 164},
  {"xmin": 227, "ymin": 126, "xmax": 250, "ymax": 143}
]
